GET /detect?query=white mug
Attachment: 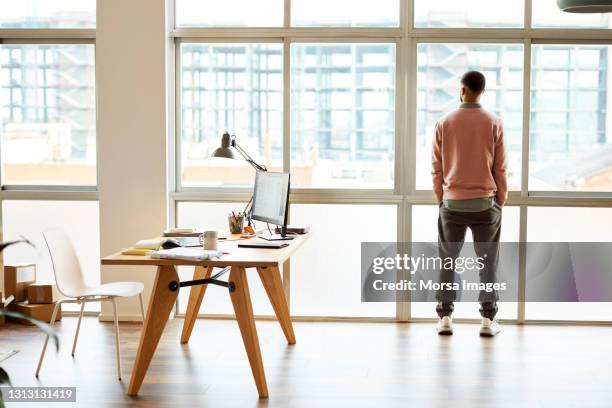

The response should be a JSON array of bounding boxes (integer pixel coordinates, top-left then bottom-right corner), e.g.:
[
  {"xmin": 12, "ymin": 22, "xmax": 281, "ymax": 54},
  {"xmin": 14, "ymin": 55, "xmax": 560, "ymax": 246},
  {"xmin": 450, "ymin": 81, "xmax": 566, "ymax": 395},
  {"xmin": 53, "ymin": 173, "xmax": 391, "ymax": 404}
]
[{"xmin": 201, "ymin": 230, "xmax": 218, "ymax": 250}]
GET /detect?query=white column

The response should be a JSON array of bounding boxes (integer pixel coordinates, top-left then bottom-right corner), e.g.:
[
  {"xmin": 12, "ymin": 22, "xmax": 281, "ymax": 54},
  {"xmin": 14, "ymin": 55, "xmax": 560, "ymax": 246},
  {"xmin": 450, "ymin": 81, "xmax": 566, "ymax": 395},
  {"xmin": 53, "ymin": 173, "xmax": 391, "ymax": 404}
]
[{"xmin": 97, "ymin": 0, "xmax": 169, "ymax": 321}]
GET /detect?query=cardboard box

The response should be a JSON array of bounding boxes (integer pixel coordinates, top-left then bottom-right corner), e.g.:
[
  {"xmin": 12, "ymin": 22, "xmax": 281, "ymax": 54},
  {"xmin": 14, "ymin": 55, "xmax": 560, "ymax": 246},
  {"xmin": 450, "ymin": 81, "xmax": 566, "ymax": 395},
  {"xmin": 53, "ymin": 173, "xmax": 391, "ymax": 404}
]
[
  {"xmin": 4, "ymin": 264, "xmax": 36, "ymax": 302},
  {"xmin": 0, "ymin": 294, "xmax": 14, "ymax": 326},
  {"xmin": 8, "ymin": 301, "xmax": 61, "ymax": 325},
  {"xmin": 27, "ymin": 283, "xmax": 61, "ymax": 304}
]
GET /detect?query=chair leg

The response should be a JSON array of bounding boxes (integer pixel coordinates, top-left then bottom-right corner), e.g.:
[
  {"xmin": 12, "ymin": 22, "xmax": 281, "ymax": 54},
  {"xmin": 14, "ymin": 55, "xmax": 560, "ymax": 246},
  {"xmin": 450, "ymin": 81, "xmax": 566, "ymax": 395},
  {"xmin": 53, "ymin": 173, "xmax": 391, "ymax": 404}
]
[
  {"xmin": 35, "ymin": 300, "xmax": 64, "ymax": 377},
  {"xmin": 110, "ymin": 298, "xmax": 122, "ymax": 380},
  {"xmin": 138, "ymin": 293, "xmax": 145, "ymax": 323},
  {"xmin": 71, "ymin": 301, "xmax": 86, "ymax": 356}
]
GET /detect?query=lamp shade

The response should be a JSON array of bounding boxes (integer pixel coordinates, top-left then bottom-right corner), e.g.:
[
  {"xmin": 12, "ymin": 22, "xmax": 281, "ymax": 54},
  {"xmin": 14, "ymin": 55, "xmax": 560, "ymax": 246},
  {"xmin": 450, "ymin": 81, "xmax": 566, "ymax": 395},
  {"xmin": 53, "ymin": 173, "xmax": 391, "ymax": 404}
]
[
  {"xmin": 211, "ymin": 146, "xmax": 239, "ymax": 159},
  {"xmin": 557, "ymin": 0, "xmax": 612, "ymax": 12},
  {"xmin": 210, "ymin": 132, "xmax": 239, "ymax": 159}
]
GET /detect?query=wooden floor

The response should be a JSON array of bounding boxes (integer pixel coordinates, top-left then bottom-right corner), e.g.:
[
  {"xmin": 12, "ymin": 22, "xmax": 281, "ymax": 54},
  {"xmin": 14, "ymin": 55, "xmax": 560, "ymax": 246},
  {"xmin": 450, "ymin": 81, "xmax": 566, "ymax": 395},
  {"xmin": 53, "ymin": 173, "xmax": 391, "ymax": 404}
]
[{"xmin": 1, "ymin": 316, "xmax": 611, "ymax": 407}]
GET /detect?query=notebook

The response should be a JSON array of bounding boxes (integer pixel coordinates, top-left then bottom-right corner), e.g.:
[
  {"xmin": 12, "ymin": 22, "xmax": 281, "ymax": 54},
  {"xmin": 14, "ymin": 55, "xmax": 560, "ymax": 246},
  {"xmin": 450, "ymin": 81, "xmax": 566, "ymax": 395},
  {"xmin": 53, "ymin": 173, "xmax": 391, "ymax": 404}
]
[
  {"xmin": 133, "ymin": 239, "xmax": 164, "ymax": 250},
  {"xmin": 122, "ymin": 238, "xmax": 164, "ymax": 255},
  {"xmin": 121, "ymin": 248, "xmax": 153, "ymax": 256}
]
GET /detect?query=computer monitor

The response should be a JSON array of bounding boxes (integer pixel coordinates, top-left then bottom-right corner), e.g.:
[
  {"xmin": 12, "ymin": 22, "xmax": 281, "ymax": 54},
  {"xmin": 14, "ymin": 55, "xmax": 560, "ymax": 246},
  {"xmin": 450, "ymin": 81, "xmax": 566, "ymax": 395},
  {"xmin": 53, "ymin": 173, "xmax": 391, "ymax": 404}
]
[{"xmin": 251, "ymin": 171, "xmax": 293, "ymax": 241}]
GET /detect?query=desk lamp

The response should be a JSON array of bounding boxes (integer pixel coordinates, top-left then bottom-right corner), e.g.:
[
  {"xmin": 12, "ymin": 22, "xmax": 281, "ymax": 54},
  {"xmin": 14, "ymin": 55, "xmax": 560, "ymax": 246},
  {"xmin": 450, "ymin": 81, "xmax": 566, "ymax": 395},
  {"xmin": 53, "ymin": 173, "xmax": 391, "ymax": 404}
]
[
  {"xmin": 211, "ymin": 132, "xmax": 267, "ymax": 226},
  {"xmin": 211, "ymin": 132, "xmax": 267, "ymax": 172}
]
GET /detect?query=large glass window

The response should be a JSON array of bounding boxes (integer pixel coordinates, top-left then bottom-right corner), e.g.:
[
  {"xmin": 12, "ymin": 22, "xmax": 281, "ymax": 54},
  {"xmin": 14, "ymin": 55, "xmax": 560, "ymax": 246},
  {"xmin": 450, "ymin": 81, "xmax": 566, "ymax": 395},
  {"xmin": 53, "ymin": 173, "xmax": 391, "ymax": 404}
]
[
  {"xmin": 532, "ymin": 0, "xmax": 611, "ymax": 28},
  {"xmin": 0, "ymin": 44, "xmax": 96, "ymax": 186},
  {"xmin": 172, "ymin": 1, "xmax": 612, "ymax": 323},
  {"xmin": 414, "ymin": 0, "xmax": 524, "ymax": 28},
  {"xmin": 176, "ymin": 202, "xmax": 397, "ymax": 318},
  {"xmin": 292, "ymin": 0, "xmax": 399, "ymax": 27},
  {"xmin": 526, "ymin": 207, "xmax": 612, "ymax": 321},
  {"xmin": 180, "ymin": 43, "xmax": 283, "ymax": 187},
  {"xmin": 175, "ymin": 0, "xmax": 283, "ymax": 27},
  {"xmin": 530, "ymin": 45, "xmax": 612, "ymax": 192},
  {"xmin": 2, "ymin": 200, "xmax": 100, "ymax": 312},
  {"xmin": 290, "ymin": 204, "xmax": 397, "ymax": 317},
  {"xmin": 416, "ymin": 43, "xmax": 523, "ymax": 190},
  {"xmin": 0, "ymin": 0, "xmax": 95, "ymax": 28},
  {"xmin": 291, "ymin": 43, "xmax": 396, "ymax": 188},
  {"xmin": 0, "ymin": 0, "xmax": 97, "ymax": 312}
]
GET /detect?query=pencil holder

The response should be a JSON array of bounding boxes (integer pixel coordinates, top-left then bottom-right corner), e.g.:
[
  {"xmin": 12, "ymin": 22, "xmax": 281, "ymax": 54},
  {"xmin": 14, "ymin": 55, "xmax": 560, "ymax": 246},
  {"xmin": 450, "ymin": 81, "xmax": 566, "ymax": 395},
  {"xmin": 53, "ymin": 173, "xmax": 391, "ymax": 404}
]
[{"xmin": 228, "ymin": 213, "xmax": 245, "ymax": 234}]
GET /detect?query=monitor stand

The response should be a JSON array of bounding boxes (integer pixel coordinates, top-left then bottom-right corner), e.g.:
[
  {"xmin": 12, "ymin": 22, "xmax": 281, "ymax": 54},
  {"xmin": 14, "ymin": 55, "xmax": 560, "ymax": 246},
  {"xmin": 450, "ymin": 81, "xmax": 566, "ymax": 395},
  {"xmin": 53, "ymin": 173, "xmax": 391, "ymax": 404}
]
[{"xmin": 259, "ymin": 232, "xmax": 295, "ymax": 241}]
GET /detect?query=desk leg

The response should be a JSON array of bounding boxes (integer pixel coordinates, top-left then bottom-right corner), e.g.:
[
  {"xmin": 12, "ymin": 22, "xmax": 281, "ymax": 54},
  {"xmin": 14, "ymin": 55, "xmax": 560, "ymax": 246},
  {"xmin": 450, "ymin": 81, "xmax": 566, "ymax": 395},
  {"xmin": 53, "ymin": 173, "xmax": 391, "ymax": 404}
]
[
  {"xmin": 229, "ymin": 266, "xmax": 268, "ymax": 398},
  {"xmin": 128, "ymin": 265, "xmax": 178, "ymax": 396},
  {"xmin": 181, "ymin": 265, "xmax": 213, "ymax": 344},
  {"xmin": 257, "ymin": 265, "xmax": 296, "ymax": 345},
  {"xmin": 282, "ymin": 258, "xmax": 291, "ymax": 314}
]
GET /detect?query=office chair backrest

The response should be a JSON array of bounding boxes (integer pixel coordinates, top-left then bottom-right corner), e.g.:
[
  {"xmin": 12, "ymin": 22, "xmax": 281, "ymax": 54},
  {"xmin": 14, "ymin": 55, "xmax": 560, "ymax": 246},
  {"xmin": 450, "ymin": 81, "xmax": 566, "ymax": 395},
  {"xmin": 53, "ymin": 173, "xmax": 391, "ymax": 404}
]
[{"xmin": 42, "ymin": 228, "xmax": 89, "ymax": 298}]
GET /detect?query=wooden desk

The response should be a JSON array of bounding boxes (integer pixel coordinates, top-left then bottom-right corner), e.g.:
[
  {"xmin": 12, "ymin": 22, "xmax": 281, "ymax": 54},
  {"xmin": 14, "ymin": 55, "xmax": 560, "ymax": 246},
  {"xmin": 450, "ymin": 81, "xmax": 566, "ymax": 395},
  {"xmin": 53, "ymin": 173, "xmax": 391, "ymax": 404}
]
[{"xmin": 101, "ymin": 234, "xmax": 309, "ymax": 398}]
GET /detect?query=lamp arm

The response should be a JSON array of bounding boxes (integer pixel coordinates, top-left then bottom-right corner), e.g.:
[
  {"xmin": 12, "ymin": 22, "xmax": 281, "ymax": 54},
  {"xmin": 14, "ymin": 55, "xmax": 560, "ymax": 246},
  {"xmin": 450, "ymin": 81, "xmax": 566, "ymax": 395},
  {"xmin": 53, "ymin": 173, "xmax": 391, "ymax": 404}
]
[
  {"xmin": 242, "ymin": 195, "xmax": 254, "ymax": 226},
  {"xmin": 231, "ymin": 140, "xmax": 267, "ymax": 172}
]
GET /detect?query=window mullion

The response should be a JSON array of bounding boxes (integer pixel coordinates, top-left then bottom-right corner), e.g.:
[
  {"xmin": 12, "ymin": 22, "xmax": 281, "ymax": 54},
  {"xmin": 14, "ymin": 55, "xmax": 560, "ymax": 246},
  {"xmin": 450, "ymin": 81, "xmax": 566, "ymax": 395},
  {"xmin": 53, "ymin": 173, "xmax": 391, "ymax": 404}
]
[
  {"xmin": 525, "ymin": 0, "xmax": 533, "ymax": 30},
  {"xmin": 284, "ymin": 0, "xmax": 291, "ymax": 28},
  {"xmin": 283, "ymin": 38, "xmax": 291, "ymax": 174},
  {"xmin": 522, "ymin": 38, "xmax": 532, "ymax": 197}
]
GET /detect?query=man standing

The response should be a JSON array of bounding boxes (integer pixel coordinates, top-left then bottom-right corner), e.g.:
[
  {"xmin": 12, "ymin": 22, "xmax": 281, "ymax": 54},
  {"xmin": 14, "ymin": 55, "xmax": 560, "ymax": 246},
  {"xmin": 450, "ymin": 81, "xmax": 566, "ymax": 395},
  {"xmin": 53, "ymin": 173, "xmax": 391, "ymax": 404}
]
[{"xmin": 431, "ymin": 71, "xmax": 507, "ymax": 337}]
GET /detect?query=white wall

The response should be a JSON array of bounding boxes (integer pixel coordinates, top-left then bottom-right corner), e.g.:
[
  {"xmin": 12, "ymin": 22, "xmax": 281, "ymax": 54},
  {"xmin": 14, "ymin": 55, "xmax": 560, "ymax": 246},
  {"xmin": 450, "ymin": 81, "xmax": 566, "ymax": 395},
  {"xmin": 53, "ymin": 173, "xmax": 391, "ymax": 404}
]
[{"xmin": 96, "ymin": 0, "xmax": 169, "ymax": 320}]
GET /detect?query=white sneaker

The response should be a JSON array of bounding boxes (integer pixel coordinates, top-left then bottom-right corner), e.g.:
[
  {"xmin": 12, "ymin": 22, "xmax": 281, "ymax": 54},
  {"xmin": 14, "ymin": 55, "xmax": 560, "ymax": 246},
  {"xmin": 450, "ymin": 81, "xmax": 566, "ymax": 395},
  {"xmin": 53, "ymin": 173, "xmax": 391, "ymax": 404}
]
[
  {"xmin": 437, "ymin": 316, "xmax": 453, "ymax": 335},
  {"xmin": 479, "ymin": 318, "xmax": 501, "ymax": 337}
]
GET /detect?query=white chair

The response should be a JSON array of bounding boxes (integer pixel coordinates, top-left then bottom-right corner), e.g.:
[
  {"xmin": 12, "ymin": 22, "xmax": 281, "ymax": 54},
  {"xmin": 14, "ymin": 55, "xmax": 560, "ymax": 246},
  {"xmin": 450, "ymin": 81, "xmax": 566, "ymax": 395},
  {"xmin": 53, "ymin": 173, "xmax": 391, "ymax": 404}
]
[{"xmin": 36, "ymin": 228, "xmax": 145, "ymax": 380}]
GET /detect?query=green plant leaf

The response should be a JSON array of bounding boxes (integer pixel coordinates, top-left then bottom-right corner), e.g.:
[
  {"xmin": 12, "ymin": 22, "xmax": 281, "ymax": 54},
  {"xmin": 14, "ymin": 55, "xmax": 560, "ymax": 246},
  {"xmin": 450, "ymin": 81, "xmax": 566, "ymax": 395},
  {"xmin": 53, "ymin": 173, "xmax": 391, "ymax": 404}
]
[
  {"xmin": 0, "ymin": 238, "xmax": 35, "ymax": 253},
  {"xmin": 0, "ymin": 367, "xmax": 10, "ymax": 386},
  {"xmin": 0, "ymin": 367, "xmax": 10, "ymax": 408},
  {"xmin": 0, "ymin": 310, "xmax": 59, "ymax": 352}
]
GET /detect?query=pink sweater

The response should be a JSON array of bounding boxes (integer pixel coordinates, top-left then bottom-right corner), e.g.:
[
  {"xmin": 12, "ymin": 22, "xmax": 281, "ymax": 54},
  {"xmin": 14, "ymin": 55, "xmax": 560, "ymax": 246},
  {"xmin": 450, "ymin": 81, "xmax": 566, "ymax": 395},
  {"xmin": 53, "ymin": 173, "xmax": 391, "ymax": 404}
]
[{"xmin": 431, "ymin": 105, "xmax": 508, "ymax": 206}]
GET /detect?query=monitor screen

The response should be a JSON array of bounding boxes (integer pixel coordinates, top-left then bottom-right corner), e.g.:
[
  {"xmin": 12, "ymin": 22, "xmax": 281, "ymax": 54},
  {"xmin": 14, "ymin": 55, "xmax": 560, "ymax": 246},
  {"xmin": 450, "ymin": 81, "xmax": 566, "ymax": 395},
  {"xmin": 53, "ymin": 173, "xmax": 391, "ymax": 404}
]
[{"xmin": 251, "ymin": 171, "xmax": 290, "ymax": 226}]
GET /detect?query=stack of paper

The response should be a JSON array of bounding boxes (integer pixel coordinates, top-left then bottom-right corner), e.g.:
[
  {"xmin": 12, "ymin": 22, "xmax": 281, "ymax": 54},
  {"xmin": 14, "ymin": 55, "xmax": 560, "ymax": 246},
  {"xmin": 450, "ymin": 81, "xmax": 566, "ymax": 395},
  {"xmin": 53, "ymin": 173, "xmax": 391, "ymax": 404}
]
[
  {"xmin": 150, "ymin": 247, "xmax": 222, "ymax": 262},
  {"xmin": 163, "ymin": 228, "xmax": 203, "ymax": 237}
]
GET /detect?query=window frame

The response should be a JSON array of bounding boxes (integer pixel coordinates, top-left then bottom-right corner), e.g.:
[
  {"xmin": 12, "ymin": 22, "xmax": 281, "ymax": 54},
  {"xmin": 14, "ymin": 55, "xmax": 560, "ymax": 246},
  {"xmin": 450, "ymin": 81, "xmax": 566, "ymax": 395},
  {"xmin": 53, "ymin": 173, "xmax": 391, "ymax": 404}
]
[
  {"xmin": 169, "ymin": 0, "xmax": 612, "ymax": 324},
  {"xmin": 527, "ymin": 39, "xmax": 612, "ymax": 196},
  {"xmin": 174, "ymin": 37, "xmax": 285, "ymax": 192},
  {"xmin": 0, "ymin": 13, "xmax": 98, "ymax": 312},
  {"xmin": 413, "ymin": 38, "xmax": 526, "ymax": 192},
  {"xmin": 0, "ymin": 31, "xmax": 98, "ymax": 193},
  {"xmin": 175, "ymin": 0, "xmax": 285, "ymax": 28}
]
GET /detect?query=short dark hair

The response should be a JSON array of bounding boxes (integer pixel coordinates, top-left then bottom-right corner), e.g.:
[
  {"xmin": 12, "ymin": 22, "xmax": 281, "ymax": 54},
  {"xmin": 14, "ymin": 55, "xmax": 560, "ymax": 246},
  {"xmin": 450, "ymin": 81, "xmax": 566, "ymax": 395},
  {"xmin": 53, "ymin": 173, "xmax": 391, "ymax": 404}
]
[{"xmin": 461, "ymin": 71, "xmax": 486, "ymax": 95}]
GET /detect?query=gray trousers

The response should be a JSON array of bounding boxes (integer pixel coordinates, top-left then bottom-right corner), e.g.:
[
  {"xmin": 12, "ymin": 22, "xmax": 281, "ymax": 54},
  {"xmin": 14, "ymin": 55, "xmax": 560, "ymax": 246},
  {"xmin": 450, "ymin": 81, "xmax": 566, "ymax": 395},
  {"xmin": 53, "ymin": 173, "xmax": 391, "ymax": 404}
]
[{"xmin": 435, "ymin": 203, "xmax": 502, "ymax": 319}]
